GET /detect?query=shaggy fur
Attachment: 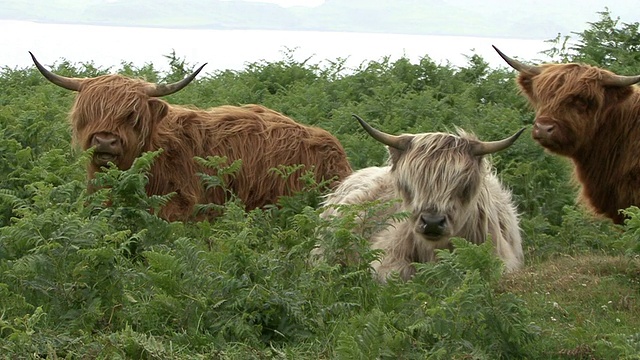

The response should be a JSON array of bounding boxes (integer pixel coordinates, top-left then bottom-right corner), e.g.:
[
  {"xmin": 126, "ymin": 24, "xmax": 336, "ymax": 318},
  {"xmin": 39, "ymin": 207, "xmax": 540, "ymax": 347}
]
[
  {"xmin": 64, "ymin": 74, "xmax": 352, "ymax": 221},
  {"xmin": 515, "ymin": 63, "xmax": 640, "ymax": 224},
  {"xmin": 320, "ymin": 129, "xmax": 524, "ymax": 282}
]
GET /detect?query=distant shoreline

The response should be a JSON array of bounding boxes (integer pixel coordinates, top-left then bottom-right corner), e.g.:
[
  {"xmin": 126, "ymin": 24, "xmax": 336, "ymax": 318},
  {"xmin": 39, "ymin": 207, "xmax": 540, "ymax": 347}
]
[
  {"xmin": 0, "ymin": 18, "xmax": 551, "ymax": 41},
  {"xmin": 2, "ymin": 20, "xmax": 553, "ymax": 73}
]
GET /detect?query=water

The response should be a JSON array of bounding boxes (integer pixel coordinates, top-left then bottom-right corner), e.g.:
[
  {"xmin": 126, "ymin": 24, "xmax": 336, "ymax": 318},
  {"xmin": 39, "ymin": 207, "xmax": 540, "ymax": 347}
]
[{"xmin": 1, "ymin": 20, "xmax": 552, "ymax": 74}]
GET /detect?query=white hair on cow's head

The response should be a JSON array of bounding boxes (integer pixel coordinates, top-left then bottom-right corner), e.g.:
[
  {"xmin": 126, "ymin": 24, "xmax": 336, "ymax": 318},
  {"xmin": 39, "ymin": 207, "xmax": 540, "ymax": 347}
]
[
  {"xmin": 390, "ymin": 129, "xmax": 487, "ymax": 242},
  {"xmin": 317, "ymin": 115, "xmax": 525, "ymax": 282}
]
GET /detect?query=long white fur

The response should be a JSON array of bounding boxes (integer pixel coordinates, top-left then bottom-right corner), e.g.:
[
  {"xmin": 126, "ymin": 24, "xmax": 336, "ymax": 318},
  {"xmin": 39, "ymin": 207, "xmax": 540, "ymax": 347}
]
[{"xmin": 319, "ymin": 129, "xmax": 524, "ymax": 282}]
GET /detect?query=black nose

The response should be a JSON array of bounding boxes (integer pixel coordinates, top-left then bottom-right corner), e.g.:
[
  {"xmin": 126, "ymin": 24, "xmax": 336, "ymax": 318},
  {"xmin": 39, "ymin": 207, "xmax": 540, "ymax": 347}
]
[{"xmin": 419, "ymin": 214, "xmax": 446, "ymax": 235}]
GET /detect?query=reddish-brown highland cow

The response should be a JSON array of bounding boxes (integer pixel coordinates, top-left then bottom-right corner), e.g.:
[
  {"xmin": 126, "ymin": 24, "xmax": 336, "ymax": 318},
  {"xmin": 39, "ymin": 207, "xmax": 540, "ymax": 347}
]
[
  {"xmin": 30, "ymin": 52, "xmax": 352, "ymax": 221},
  {"xmin": 493, "ymin": 45, "xmax": 640, "ymax": 224}
]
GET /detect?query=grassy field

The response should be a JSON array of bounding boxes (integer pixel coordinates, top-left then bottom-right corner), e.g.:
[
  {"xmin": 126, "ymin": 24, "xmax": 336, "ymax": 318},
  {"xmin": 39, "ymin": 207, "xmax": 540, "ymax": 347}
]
[{"xmin": 1, "ymin": 10, "xmax": 639, "ymax": 359}]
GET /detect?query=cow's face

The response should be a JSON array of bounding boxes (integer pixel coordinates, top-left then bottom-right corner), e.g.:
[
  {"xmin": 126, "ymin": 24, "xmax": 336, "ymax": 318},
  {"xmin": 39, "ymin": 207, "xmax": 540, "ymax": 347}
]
[
  {"xmin": 392, "ymin": 133, "xmax": 484, "ymax": 243},
  {"xmin": 71, "ymin": 76, "xmax": 169, "ymax": 171},
  {"xmin": 516, "ymin": 64, "xmax": 609, "ymax": 156},
  {"xmin": 352, "ymin": 114, "xmax": 522, "ymax": 245},
  {"xmin": 492, "ymin": 46, "xmax": 640, "ymax": 157},
  {"xmin": 29, "ymin": 53, "xmax": 206, "ymax": 171}
]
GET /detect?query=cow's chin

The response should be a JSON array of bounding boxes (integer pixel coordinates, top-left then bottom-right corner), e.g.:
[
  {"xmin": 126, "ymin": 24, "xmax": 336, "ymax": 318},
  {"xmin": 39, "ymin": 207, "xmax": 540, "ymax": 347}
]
[
  {"xmin": 533, "ymin": 137, "xmax": 575, "ymax": 156},
  {"xmin": 532, "ymin": 136, "xmax": 559, "ymax": 151},
  {"xmin": 414, "ymin": 226, "xmax": 451, "ymax": 243},
  {"xmin": 93, "ymin": 152, "xmax": 120, "ymax": 168}
]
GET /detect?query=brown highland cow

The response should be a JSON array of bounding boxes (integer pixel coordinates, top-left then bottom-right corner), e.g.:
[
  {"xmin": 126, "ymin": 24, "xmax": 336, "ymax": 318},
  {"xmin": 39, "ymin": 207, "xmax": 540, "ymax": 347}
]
[
  {"xmin": 30, "ymin": 52, "xmax": 352, "ymax": 221},
  {"xmin": 493, "ymin": 45, "xmax": 640, "ymax": 224}
]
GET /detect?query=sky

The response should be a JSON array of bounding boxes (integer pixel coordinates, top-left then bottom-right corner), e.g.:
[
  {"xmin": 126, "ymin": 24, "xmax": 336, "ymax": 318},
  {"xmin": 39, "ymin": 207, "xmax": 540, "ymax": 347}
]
[{"xmin": 236, "ymin": 0, "xmax": 325, "ymax": 7}]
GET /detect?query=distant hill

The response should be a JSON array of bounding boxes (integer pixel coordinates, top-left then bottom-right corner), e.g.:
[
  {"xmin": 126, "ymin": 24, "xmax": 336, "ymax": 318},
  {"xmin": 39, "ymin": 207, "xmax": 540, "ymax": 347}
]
[{"xmin": 0, "ymin": 0, "xmax": 632, "ymax": 39}]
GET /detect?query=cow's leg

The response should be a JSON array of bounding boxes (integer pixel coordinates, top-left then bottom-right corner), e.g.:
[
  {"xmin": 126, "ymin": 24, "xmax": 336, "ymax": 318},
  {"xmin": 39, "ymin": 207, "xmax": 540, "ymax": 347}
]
[{"xmin": 158, "ymin": 193, "xmax": 197, "ymax": 222}]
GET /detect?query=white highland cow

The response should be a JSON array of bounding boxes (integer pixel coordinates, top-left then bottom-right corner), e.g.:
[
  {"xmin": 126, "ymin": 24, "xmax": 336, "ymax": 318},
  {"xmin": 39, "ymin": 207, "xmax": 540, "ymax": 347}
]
[{"xmin": 319, "ymin": 115, "xmax": 525, "ymax": 281}]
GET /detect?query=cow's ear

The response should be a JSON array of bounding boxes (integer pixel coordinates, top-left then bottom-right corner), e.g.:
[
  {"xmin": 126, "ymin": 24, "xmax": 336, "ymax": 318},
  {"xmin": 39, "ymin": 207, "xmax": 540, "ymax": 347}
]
[
  {"xmin": 147, "ymin": 98, "xmax": 169, "ymax": 123},
  {"xmin": 387, "ymin": 136, "xmax": 411, "ymax": 166},
  {"xmin": 388, "ymin": 147, "xmax": 403, "ymax": 166},
  {"xmin": 516, "ymin": 73, "xmax": 535, "ymax": 96},
  {"xmin": 606, "ymin": 85, "xmax": 635, "ymax": 104}
]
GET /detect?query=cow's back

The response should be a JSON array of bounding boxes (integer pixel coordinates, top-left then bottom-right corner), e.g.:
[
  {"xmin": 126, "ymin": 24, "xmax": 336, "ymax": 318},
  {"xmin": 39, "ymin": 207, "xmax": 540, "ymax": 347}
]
[
  {"xmin": 323, "ymin": 166, "xmax": 392, "ymax": 205},
  {"xmin": 194, "ymin": 104, "xmax": 352, "ymax": 210}
]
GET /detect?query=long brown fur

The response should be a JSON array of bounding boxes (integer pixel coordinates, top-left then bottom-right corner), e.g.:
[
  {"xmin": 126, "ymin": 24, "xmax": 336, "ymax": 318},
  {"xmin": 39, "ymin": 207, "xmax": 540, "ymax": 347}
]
[
  {"xmin": 68, "ymin": 74, "xmax": 352, "ymax": 221},
  {"xmin": 515, "ymin": 63, "xmax": 640, "ymax": 224}
]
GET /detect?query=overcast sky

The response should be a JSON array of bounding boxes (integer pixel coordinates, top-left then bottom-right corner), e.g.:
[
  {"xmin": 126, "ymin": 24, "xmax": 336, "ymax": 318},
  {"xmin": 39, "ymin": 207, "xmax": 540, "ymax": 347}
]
[{"xmin": 243, "ymin": 0, "xmax": 324, "ymax": 7}]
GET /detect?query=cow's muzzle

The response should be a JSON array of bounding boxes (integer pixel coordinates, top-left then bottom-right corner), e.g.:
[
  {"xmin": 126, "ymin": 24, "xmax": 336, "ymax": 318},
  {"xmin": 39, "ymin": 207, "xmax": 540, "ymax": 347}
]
[
  {"xmin": 90, "ymin": 133, "xmax": 122, "ymax": 167},
  {"xmin": 418, "ymin": 213, "xmax": 447, "ymax": 239},
  {"xmin": 532, "ymin": 116, "xmax": 555, "ymax": 142}
]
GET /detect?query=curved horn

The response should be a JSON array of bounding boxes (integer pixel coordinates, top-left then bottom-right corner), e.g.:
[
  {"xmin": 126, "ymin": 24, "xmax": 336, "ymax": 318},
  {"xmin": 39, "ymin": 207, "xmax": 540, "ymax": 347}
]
[
  {"xmin": 601, "ymin": 73, "xmax": 640, "ymax": 87},
  {"xmin": 146, "ymin": 63, "xmax": 207, "ymax": 97},
  {"xmin": 492, "ymin": 45, "xmax": 541, "ymax": 76},
  {"xmin": 352, "ymin": 114, "xmax": 409, "ymax": 151},
  {"xmin": 471, "ymin": 127, "xmax": 526, "ymax": 156},
  {"xmin": 29, "ymin": 51, "xmax": 82, "ymax": 91}
]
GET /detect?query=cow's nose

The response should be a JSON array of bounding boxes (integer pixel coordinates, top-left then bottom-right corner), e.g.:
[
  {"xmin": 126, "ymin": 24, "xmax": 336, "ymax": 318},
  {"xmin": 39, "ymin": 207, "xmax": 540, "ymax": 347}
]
[
  {"xmin": 419, "ymin": 214, "xmax": 447, "ymax": 235},
  {"xmin": 533, "ymin": 122, "xmax": 554, "ymax": 135},
  {"xmin": 91, "ymin": 134, "xmax": 120, "ymax": 152},
  {"xmin": 532, "ymin": 117, "xmax": 555, "ymax": 140}
]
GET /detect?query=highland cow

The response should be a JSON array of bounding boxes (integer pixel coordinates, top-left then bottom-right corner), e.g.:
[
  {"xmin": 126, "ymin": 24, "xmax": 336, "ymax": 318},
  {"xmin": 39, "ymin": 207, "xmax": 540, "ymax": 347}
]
[
  {"xmin": 30, "ymin": 52, "xmax": 352, "ymax": 221},
  {"xmin": 319, "ymin": 115, "xmax": 525, "ymax": 281},
  {"xmin": 493, "ymin": 45, "xmax": 640, "ymax": 224}
]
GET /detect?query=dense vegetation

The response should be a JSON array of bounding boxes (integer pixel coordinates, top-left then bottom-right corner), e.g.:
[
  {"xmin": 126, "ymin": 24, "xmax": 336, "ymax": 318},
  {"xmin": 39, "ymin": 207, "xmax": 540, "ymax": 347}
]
[{"xmin": 1, "ymin": 10, "xmax": 639, "ymax": 359}]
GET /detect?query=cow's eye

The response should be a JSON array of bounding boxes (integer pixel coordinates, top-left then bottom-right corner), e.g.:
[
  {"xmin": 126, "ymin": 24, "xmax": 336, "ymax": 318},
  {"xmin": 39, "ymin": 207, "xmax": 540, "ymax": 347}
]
[
  {"xmin": 126, "ymin": 112, "xmax": 141, "ymax": 127},
  {"xmin": 400, "ymin": 182, "xmax": 413, "ymax": 200},
  {"xmin": 571, "ymin": 96, "xmax": 590, "ymax": 112},
  {"xmin": 459, "ymin": 184, "xmax": 471, "ymax": 200}
]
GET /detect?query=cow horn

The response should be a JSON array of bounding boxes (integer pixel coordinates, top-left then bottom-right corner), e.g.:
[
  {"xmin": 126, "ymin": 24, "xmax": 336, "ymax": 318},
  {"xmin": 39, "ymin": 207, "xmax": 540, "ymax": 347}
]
[
  {"xmin": 29, "ymin": 51, "xmax": 83, "ymax": 91},
  {"xmin": 471, "ymin": 127, "xmax": 526, "ymax": 156},
  {"xmin": 601, "ymin": 73, "xmax": 640, "ymax": 87},
  {"xmin": 146, "ymin": 63, "xmax": 208, "ymax": 97},
  {"xmin": 352, "ymin": 114, "xmax": 409, "ymax": 151},
  {"xmin": 492, "ymin": 45, "xmax": 541, "ymax": 76}
]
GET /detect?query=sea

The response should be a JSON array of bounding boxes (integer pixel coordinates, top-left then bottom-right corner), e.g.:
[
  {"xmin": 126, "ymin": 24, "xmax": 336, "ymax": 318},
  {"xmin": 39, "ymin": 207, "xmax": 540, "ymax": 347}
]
[{"xmin": 1, "ymin": 20, "xmax": 553, "ymax": 74}]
